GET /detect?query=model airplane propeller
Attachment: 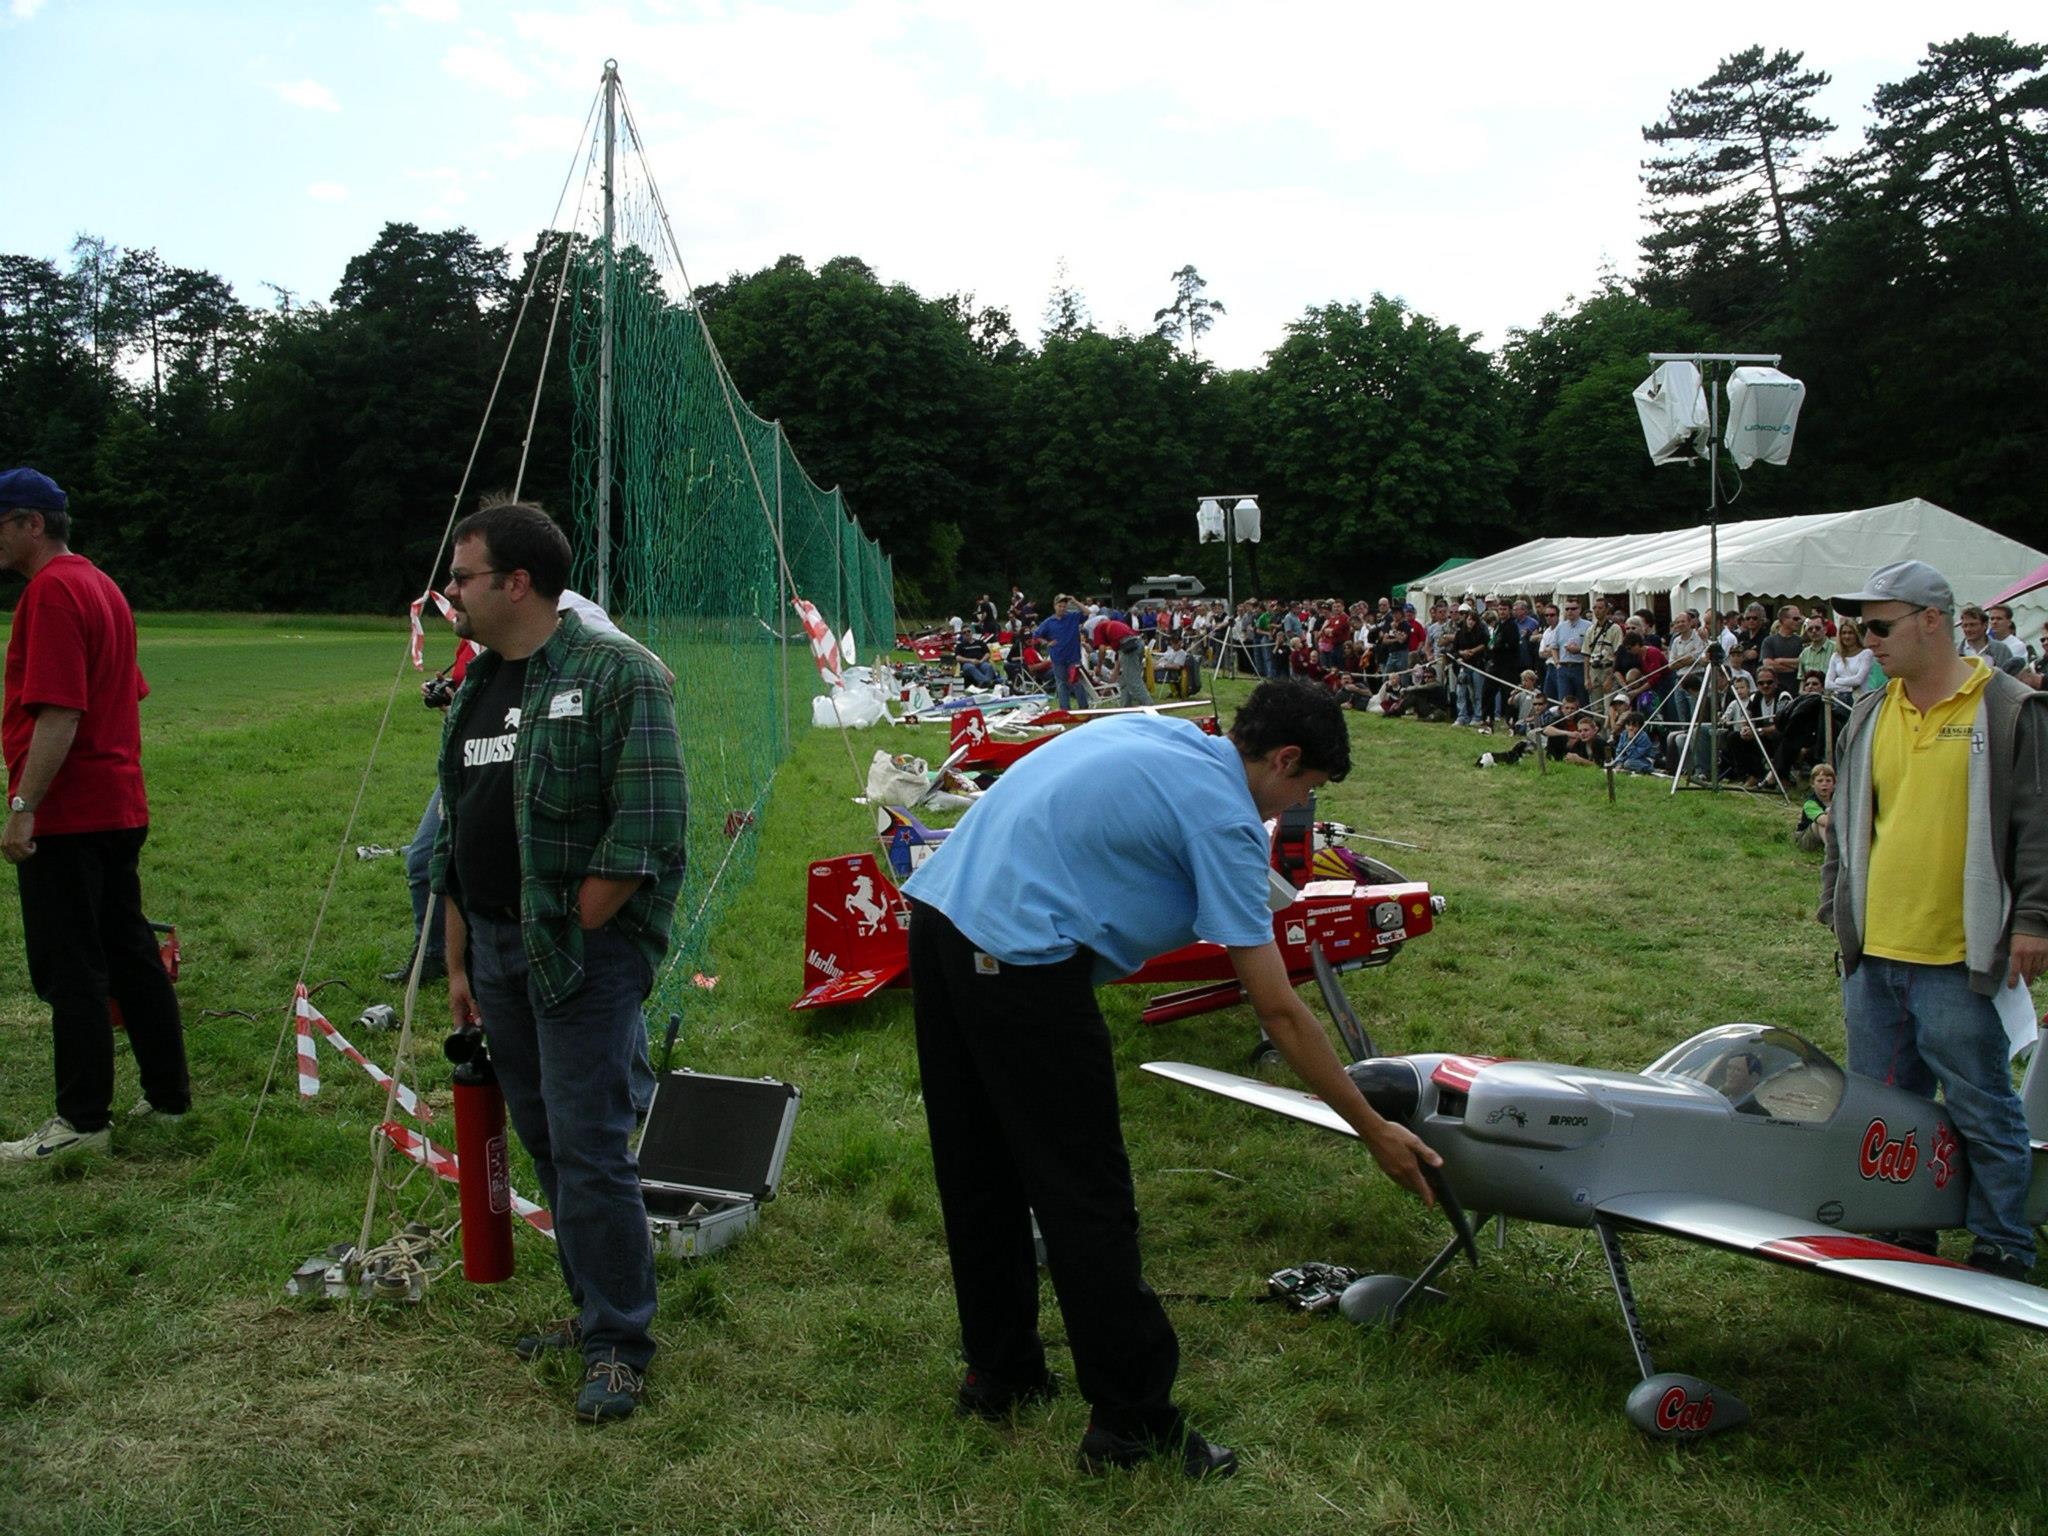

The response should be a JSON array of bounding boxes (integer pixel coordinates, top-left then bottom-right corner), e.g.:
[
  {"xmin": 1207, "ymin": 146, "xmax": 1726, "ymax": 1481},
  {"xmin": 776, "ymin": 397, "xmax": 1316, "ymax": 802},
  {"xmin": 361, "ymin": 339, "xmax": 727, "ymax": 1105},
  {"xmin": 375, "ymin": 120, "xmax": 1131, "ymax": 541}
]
[{"xmin": 1145, "ymin": 954, "xmax": 2048, "ymax": 1440}]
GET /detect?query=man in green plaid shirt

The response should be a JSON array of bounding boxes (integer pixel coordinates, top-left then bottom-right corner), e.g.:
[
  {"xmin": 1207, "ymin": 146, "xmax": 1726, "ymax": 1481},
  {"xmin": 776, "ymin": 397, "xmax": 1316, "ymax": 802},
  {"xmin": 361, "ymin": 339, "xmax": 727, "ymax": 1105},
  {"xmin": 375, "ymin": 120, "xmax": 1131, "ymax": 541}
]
[{"xmin": 429, "ymin": 499, "xmax": 686, "ymax": 1423}]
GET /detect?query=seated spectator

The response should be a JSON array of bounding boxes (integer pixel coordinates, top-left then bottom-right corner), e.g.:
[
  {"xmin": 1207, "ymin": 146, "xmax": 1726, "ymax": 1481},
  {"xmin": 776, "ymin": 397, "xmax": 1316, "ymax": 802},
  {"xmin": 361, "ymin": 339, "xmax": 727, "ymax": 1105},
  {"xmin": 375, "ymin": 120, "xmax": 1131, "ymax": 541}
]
[
  {"xmin": 1719, "ymin": 674, "xmax": 1771, "ymax": 784},
  {"xmin": 954, "ymin": 630, "xmax": 998, "ymax": 689},
  {"xmin": 1383, "ymin": 666, "xmax": 1453, "ymax": 722},
  {"xmin": 1540, "ymin": 712, "xmax": 1607, "ymax": 766},
  {"xmin": 1286, "ymin": 634, "xmax": 1323, "ymax": 679},
  {"xmin": 1604, "ymin": 688, "xmax": 1634, "ymax": 738},
  {"xmin": 1610, "ymin": 710, "xmax": 1657, "ymax": 774},
  {"xmin": 1795, "ymin": 762, "xmax": 1835, "ymax": 852},
  {"xmin": 1155, "ymin": 638, "xmax": 1189, "ymax": 697},
  {"xmin": 1007, "ymin": 639, "xmax": 1051, "ymax": 692},
  {"xmin": 1771, "ymin": 671, "xmax": 1846, "ymax": 785}
]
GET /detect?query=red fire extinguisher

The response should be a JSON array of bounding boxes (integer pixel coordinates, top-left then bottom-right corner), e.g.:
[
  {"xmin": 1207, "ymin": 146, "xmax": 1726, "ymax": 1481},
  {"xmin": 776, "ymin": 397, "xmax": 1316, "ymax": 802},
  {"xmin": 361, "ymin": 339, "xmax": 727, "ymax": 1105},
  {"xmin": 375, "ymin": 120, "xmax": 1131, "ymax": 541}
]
[{"xmin": 447, "ymin": 1028, "xmax": 515, "ymax": 1283}]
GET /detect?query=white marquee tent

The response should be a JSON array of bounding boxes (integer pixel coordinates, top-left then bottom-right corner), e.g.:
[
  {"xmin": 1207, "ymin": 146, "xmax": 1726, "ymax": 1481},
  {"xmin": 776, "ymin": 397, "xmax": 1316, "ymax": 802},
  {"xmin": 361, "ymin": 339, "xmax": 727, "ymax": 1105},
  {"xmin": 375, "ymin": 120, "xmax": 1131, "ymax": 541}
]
[{"xmin": 1405, "ymin": 498, "xmax": 2048, "ymax": 640}]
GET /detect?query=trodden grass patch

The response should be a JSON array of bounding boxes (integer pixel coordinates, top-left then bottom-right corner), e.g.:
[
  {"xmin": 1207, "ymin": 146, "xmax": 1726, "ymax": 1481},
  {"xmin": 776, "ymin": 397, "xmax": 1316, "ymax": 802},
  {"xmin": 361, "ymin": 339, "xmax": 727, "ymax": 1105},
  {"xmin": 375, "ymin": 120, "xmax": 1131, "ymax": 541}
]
[{"xmin": 1, "ymin": 616, "xmax": 2043, "ymax": 1534}]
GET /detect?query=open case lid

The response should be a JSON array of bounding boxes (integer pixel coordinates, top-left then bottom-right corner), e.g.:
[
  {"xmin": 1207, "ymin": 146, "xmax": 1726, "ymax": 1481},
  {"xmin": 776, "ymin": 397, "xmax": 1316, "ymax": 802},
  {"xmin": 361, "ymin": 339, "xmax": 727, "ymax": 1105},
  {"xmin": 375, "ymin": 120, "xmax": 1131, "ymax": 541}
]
[{"xmin": 640, "ymin": 1069, "xmax": 800, "ymax": 1204}]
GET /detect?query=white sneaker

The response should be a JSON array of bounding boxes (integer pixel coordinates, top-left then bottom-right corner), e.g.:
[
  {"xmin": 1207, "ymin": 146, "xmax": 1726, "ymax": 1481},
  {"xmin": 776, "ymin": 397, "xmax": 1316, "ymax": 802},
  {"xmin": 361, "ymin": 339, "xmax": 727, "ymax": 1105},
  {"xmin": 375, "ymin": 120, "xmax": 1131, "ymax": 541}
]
[
  {"xmin": 0, "ymin": 1115, "xmax": 111, "ymax": 1163},
  {"xmin": 128, "ymin": 1097, "xmax": 186, "ymax": 1123}
]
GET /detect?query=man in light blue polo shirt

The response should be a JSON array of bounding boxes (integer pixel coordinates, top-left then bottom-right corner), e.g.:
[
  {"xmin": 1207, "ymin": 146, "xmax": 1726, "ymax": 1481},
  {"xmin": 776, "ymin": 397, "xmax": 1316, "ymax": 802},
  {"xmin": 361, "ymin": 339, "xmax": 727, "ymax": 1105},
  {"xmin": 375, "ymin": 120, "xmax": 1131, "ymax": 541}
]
[{"xmin": 903, "ymin": 679, "xmax": 1439, "ymax": 1480}]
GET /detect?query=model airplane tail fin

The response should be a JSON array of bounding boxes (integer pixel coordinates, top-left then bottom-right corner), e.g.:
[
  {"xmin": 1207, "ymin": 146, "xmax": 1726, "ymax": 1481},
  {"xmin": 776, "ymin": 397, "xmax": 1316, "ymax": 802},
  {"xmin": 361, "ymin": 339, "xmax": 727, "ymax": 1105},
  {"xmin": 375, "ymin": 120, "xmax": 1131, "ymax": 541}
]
[
  {"xmin": 950, "ymin": 708, "xmax": 988, "ymax": 757},
  {"xmin": 799, "ymin": 852, "xmax": 911, "ymax": 1002}
]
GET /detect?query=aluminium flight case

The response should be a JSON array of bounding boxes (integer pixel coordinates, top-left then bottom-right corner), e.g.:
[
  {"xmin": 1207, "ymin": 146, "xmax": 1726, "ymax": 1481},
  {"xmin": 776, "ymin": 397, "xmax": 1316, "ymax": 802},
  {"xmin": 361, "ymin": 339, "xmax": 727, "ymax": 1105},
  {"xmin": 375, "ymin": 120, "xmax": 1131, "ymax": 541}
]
[{"xmin": 638, "ymin": 1068, "xmax": 800, "ymax": 1260}]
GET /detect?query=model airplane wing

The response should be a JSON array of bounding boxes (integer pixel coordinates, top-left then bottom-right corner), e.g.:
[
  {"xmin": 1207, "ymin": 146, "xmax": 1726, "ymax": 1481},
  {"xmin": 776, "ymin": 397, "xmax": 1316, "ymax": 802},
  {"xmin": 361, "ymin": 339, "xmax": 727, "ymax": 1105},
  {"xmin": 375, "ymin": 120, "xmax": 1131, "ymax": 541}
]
[
  {"xmin": 1046, "ymin": 698, "xmax": 1215, "ymax": 722},
  {"xmin": 1142, "ymin": 1062, "xmax": 1357, "ymax": 1138},
  {"xmin": 791, "ymin": 965, "xmax": 906, "ymax": 1010},
  {"xmin": 1597, "ymin": 1192, "xmax": 2048, "ymax": 1332}
]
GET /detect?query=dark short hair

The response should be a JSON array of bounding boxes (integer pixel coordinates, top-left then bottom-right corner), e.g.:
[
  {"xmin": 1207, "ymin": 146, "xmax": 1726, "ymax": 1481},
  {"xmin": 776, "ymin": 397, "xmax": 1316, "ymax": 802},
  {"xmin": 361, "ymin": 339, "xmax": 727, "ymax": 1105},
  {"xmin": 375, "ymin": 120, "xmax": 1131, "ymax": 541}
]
[
  {"xmin": 452, "ymin": 498, "xmax": 571, "ymax": 599},
  {"xmin": 1231, "ymin": 678, "xmax": 1351, "ymax": 781}
]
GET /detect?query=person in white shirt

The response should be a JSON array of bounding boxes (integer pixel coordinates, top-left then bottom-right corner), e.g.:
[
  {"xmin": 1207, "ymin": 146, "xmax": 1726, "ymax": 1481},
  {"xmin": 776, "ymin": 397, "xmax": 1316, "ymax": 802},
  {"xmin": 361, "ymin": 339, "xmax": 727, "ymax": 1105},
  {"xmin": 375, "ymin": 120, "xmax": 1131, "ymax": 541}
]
[
  {"xmin": 1665, "ymin": 609, "xmax": 1708, "ymax": 722},
  {"xmin": 1550, "ymin": 598, "xmax": 1592, "ymax": 704},
  {"xmin": 1825, "ymin": 618, "xmax": 1877, "ymax": 700}
]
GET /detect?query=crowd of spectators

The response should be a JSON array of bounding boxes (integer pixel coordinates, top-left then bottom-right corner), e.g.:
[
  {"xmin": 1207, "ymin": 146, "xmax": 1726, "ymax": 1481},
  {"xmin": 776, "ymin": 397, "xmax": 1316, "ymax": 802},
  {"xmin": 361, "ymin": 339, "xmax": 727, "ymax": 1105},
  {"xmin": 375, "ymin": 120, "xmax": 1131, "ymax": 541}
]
[{"xmin": 925, "ymin": 586, "xmax": 2045, "ymax": 835}]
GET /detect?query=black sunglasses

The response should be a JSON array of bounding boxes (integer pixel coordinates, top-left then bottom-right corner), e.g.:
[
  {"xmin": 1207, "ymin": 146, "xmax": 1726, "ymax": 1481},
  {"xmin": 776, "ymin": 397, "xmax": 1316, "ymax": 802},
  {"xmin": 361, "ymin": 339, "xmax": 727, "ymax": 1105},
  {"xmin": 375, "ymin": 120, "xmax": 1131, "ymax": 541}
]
[{"xmin": 1860, "ymin": 607, "xmax": 1932, "ymax": 638}]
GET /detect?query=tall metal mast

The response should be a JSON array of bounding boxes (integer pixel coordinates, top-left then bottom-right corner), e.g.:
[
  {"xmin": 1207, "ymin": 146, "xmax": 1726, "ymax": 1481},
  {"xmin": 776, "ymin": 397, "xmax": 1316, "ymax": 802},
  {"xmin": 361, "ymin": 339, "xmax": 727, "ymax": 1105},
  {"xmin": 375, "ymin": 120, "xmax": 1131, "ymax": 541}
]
[{"xmin": 596, "ymin": 59, "xmax": 618, "ymax": 608}]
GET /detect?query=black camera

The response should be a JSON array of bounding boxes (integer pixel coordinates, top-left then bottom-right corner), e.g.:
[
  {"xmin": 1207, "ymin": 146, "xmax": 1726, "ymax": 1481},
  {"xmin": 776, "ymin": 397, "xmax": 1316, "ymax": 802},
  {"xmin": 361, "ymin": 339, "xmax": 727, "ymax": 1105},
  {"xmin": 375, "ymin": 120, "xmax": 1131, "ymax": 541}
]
[{"xmin": 422, "ymin": 671, "xmax": 458, "ymax": 710}]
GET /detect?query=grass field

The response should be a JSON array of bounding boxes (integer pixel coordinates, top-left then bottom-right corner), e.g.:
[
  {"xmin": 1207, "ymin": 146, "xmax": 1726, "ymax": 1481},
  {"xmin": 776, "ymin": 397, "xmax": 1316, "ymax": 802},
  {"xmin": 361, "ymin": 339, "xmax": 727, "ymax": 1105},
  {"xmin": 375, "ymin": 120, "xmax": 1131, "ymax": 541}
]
[{"xmin": 2, "ymin": 616, "xmax": 2044, "ymax": 1535}]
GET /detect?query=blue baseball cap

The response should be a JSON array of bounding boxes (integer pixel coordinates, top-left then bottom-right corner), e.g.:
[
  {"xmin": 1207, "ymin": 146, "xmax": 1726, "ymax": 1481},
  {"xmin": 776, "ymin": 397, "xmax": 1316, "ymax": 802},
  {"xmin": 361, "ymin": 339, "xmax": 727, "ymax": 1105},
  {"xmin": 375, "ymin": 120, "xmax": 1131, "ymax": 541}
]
[{"xmin": 0, "ymin": 467, "xmax": 66, "ymax": 512}]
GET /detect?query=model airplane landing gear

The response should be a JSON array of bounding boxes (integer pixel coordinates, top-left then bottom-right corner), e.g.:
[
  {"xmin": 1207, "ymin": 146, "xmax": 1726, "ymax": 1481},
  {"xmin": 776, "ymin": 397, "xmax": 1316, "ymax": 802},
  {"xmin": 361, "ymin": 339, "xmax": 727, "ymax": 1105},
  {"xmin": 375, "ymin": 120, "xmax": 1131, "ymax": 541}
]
[
  {"xmin": 1340, "ymin": 1165, "xmax": 1483, "ymax": 1328},
  {"xmin": 1598, "ymin": 1220, "xmax": 1749, "ymax": 1440}
]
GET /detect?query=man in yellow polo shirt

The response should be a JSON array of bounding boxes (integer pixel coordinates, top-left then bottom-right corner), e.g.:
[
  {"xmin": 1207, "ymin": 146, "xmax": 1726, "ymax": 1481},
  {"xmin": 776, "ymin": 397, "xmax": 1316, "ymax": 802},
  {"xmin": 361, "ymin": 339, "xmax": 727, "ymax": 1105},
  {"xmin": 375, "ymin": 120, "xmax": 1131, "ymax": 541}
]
[{"xmin": 1820, "ymin": 560, "xmax": 2048, "ymax": 1280}]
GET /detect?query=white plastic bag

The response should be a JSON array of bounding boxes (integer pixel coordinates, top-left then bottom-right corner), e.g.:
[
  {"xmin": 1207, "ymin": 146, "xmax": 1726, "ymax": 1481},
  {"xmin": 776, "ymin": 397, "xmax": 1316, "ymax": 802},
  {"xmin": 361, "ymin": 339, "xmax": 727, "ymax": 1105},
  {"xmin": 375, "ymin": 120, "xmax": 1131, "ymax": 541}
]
[
  {"xmin": 813, "ymin": 686, "xmax": 887, "ymax": 728},
  {"xmin": 865, "ymin": 750, "xmax": 930, "ymax": 805}
]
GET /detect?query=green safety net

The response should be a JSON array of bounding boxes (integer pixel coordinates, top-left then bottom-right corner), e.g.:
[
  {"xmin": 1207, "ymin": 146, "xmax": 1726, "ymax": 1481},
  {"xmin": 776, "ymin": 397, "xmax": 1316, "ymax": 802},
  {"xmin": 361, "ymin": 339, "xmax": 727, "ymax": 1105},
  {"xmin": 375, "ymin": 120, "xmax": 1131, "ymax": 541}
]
[{"xmin": 556, "ymin": 108, "xmax": 899, "ymax": 1017}]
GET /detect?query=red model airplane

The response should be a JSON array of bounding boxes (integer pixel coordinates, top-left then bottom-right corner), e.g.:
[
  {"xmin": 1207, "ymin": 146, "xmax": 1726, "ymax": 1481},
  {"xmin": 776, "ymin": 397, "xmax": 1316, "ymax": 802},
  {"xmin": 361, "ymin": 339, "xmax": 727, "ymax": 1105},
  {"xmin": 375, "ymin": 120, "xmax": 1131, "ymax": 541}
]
[
  {"xmin": 946, "ymin": 700, "xmax": 1219, "ymax": 776},
  {"xmin": 791, "ymin": 803, "xmax": 1440, "ymax": 1024}
]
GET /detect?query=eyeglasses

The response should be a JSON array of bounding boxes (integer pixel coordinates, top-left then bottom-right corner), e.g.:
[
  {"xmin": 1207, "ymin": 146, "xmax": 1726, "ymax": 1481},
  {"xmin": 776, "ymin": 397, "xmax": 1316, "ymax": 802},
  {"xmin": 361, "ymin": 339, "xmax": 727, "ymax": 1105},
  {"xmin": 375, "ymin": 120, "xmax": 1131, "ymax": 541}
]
[
  {"xmin": 446, "ymin": 568, "xmax": 504, "ymax": 589},
  {"xmin": 1860, "ymin": 608, "xmax": 1932, "ymax": 638}
]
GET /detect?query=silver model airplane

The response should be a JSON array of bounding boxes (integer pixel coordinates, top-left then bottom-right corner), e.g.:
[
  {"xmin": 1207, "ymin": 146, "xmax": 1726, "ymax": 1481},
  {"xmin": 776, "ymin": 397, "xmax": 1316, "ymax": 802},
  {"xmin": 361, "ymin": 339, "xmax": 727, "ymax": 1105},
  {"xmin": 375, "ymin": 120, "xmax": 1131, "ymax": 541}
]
[{"xmin": 1145, "ymin": 950, "xmax": 2048, "ymax": 1439}]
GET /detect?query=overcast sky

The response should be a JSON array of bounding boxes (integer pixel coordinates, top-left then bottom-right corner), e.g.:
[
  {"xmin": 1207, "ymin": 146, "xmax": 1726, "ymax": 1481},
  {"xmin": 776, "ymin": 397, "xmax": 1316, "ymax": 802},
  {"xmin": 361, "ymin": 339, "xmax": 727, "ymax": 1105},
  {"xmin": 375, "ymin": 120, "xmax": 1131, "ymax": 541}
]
[{"xmin": 4, "ymin": 1, "xmax": 2039, "ymax": 369}]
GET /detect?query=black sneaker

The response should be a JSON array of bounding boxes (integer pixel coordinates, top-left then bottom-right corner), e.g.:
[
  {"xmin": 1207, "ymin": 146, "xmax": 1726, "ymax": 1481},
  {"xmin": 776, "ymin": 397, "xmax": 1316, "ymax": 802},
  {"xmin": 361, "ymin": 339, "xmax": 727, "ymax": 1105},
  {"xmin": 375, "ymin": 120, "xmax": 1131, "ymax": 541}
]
[
  {"xmin": 1968, "ymin": 1241, "xmax": 2032, "ymax": 1282},
  {"xmin": 575, "ymin": 1352, "xmax": 645, "ymax": 1423},
  {"xmin": 515, "ymin": 1316, "xmax": 583, "ymax": 1361},
  {"xmin": 382, "ymin": 955, "xmax": 447, "ymax": 985},
  {"xmin": 1078, "ymin": 1421, "xmax": 1238, "ymax": 1480},
  {"xmin": 955, "ymin": 1366, "xmax": 1058, "ymax": 1421},
  {"xmin": 1871, "ymin": 1230, "xmax": 1938, "ymax": 1257}
]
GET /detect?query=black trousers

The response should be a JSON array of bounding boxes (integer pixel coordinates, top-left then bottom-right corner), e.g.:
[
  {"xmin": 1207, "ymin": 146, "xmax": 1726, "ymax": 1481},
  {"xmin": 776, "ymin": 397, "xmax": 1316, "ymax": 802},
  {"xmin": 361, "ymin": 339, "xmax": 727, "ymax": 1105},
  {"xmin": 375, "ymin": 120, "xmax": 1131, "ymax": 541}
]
[
  {"xmin": 908, "ymin": 900, "xmax": 1180, "ymax": 1439},
  {"xmin": 16, "ymin": 826, "xmax": 187, "ymax": 1132}
]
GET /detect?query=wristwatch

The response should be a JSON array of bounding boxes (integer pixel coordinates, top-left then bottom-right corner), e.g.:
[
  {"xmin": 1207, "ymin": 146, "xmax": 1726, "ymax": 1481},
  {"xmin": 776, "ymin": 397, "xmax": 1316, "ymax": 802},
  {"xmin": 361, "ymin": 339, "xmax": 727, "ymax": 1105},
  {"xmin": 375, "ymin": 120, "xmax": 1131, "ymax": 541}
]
[{"xmin": 8, "ymin": 796, "xmax": 28, "ymax": 814}]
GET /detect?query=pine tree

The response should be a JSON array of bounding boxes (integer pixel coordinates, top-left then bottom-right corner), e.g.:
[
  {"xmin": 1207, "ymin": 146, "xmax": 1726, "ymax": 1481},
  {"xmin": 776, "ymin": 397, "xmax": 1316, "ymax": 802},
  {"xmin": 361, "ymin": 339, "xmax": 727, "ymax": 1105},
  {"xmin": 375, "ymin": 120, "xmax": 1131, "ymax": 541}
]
[
  {"xmin": 1641, "ymin": 46, "xmax": 1834, "ymax": 290},
  {"xmin": 1867, "ymin": 33, "xmax": 2048, "ymax": 222},
  {"xmin": 1152, "ymin": 264, "xmax": 1225, "ymax": 362}
]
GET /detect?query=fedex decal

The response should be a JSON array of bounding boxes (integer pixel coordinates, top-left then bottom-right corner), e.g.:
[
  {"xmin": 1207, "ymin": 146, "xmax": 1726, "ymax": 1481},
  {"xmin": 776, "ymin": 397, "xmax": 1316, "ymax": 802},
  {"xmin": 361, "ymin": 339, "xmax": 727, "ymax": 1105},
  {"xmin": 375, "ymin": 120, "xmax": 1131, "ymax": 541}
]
[{"xmin": 1859, "ymin": 1118, "xmax": 1920, "ymax": 1184}]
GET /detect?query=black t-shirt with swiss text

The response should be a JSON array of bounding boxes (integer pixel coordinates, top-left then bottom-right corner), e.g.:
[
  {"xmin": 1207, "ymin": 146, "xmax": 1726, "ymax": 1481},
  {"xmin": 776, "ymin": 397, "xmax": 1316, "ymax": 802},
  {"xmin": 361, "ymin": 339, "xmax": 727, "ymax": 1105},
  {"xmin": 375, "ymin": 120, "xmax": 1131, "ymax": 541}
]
[{"xmin": 452, "ymin": 658, "xmax": 528, "ymax": 914}]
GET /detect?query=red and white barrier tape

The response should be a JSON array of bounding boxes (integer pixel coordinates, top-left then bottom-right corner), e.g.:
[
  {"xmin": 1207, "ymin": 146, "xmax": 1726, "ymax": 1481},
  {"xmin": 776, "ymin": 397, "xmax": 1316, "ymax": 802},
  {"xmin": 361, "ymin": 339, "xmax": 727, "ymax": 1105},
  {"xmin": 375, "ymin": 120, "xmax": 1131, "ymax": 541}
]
[
  {"xmin": 408, "ymin": 589, "xmax": 458, "ymax": 670},
  {"xmin": 296, "ymin": 992, "xmax": 319, "ymax": 1099},
  {"xmin": 379, "ymin": 1121, "xmax": 555, "ymax": 1238},
  {"xmin": 293, "ymin": 988, "xmax": 430, "ymax": 1122},
  {"xmin": 793, "ymin": 597, "xmax": 843, "ymax": 687}
]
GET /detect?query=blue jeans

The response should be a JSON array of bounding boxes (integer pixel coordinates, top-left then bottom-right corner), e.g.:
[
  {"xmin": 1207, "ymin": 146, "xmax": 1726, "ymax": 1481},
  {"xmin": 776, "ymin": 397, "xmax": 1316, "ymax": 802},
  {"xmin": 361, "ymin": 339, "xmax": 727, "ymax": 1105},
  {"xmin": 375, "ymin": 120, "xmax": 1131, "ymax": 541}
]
[
  {"xmin": 959, "ymin": 660, "xmax": 997, "ymax": 689},
  {"xmin": 406, "ymin": 790, "xmax": 446, "ymax": 963},
  {"xmin": 1555, "ymin": 662, "xmax": 1587, "ymax": 705},
  {"xmin": 1053, "ymin": 663, "xmax": 1082, "ymax": 712},
  {"xmin": 1115, "ymin": 639, "xmax": 1153, "ymax": 706},
  {"xmin": 1843, "ymin": 956, "xmax": 2034, "ymax": 1262},
  {"xmin": 465, "ymin": 910, "xmax": 661, "ymax": 1367},
  {"xmin": 1454, "ymin": 668, "xmax": 1483, "ymax": 724}
]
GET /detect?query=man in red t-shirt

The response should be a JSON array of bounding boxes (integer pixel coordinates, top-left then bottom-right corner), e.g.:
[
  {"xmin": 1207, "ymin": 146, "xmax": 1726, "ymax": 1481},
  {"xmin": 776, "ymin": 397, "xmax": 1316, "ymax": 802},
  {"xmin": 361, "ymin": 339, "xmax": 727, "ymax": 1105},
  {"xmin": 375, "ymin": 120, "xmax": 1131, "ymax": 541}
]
[
  {"xmin": 1084, "ymin": 614, "xmax": 1154, "ymax": 706},
  {"xmin": 0, "ymin": 467, "xmax": 186, "ymax": 1163}
]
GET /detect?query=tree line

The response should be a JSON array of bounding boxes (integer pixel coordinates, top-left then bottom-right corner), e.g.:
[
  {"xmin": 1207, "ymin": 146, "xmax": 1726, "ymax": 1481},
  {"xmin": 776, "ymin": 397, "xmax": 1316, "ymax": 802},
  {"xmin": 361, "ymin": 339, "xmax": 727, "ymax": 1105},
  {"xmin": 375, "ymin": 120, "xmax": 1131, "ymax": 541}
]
[{"xmin": 1, "ymin": 33, "xmax": 2042, "ymax": 615}]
